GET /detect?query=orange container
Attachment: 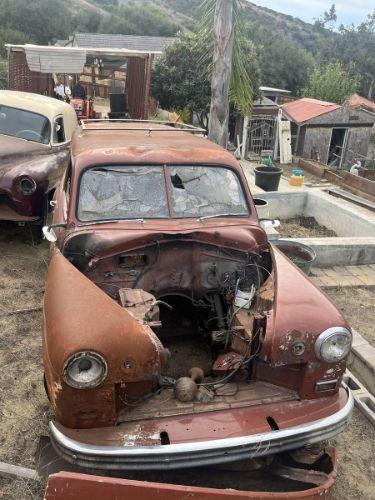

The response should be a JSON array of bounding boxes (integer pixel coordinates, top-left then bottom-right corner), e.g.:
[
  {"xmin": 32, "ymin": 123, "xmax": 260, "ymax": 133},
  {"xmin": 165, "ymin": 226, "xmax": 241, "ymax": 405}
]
[{"xmin": 290, "ymin": 174, "xmax": 304, "ymax": 186}]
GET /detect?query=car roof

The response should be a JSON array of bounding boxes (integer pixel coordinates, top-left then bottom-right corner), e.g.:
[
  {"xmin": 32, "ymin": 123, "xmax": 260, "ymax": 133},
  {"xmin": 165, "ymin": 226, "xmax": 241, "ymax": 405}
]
[
  {"xmin": 0, "ymin": 90, "xmax": 74, "ymax": 121},
  {"xmin": 71, "ymin": 122, "xmax": 239, "ymax": 170}
]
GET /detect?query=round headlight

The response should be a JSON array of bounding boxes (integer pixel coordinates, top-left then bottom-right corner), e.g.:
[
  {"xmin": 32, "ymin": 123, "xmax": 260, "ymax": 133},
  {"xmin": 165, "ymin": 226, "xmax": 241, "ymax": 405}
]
[
  {"xmin": 63, "ymin": 351, "xmax": 108, "ymax": 389},
  {"xmin": 315, "ymin": 327, "xmax": 352, "ymax": 363},
  {"xmin": 18, "ymin": 176, "xmax": 36, "ymax": 195}
]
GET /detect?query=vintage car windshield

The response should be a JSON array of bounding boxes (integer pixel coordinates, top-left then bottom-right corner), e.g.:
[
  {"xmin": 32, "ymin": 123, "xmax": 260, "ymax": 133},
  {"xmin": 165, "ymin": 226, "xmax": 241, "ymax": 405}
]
[
  {"xmin": 77, "ymin": 165, "xmax": 249, "ymax": 222},
  {"xmin": 0, "ymin": 105, "xmax": 50, "ymax": 144}
]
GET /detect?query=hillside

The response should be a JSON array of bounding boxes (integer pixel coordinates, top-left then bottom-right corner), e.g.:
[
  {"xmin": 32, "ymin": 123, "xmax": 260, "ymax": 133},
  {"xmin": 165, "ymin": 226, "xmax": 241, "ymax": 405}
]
[{"xmin": 1, "ymin": 0, "xmax": 372, "ymax": 96}]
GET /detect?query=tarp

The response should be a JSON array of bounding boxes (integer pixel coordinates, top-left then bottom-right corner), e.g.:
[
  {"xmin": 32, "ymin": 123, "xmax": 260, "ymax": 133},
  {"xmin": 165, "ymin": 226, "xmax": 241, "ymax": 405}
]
[{"xmin": 25, "ymin": 46, "xmax": 86, "ymax": 74}]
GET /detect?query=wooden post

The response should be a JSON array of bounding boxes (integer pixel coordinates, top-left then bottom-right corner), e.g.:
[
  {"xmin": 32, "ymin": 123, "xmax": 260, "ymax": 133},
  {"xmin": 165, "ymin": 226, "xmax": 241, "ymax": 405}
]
[
  {"xmin": 208, "ymin": 0, "xmax": 234, "ymax": 148},
  {"xmin": 241, "ymin": 116, "xmax": 249, "ymax": 159}
]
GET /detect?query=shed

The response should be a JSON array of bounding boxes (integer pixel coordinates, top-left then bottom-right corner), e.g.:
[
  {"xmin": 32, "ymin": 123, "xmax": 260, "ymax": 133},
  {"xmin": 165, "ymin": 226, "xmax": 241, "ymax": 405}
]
[
  {"xmin": 5, "ymin": 43, "xmax": 164, "ymax": 119},
  {"xmin": 282, "ymin": 98, "xmax": 375, "ymax": 167}
]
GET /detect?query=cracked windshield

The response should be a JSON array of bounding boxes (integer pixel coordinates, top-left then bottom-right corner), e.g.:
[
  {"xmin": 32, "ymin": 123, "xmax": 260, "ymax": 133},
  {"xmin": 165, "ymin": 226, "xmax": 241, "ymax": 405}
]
[{"xmin": 78, "ymin": 165, "xmax": 248, "ymax": 221}]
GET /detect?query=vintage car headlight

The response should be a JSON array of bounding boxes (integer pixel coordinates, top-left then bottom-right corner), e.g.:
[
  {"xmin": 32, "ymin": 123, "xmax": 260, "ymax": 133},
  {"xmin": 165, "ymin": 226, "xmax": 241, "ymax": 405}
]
[
  {"xmin": 18, "ymin": 176, "xmax": 37, "ymax": 195},
  {"xmin": 63, "ymin": 352, "xmax": 108, "ymax": 389},
  {"xmin": 315, "ymin": 327, "xmax": 352, "ymax": 363}
]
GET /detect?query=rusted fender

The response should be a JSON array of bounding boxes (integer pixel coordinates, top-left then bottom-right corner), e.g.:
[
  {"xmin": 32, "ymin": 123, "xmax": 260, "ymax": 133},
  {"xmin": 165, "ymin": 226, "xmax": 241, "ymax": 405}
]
[
  {"xmin": 43, "ymin": 251, "xmax": 166, "ymax": 429},
  {"xmin": 44, "ymin": 449, "xmax": 337, "ymax": 499},
  {"xmin": 256, "ymin": 245, "xmax": 349, "ymax": 398}
]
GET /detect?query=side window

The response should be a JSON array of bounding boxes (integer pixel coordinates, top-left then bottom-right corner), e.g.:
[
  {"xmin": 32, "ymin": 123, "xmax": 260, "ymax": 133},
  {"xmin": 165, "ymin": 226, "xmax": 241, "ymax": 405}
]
[{"xmin": 54, "ymin": 116, "xmax": 65, "ymax": 143}]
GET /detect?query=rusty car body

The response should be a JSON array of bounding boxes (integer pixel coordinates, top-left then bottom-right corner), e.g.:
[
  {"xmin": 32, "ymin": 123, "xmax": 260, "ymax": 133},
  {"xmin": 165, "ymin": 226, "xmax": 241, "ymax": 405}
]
[
  {"xmin": 42, "ymin": 121, "xmax": 353, "ymax": 494},
  {"xmin": 0, "ymin": 90, "xmax": 77, "ymax": 233}
]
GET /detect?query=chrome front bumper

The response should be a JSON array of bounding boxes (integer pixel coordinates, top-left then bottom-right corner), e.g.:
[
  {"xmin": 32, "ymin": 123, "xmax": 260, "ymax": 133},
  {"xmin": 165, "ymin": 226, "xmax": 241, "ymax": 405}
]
[{"xmin": 50, "ymin": 388, "xmax": 353, "ymax": 470}]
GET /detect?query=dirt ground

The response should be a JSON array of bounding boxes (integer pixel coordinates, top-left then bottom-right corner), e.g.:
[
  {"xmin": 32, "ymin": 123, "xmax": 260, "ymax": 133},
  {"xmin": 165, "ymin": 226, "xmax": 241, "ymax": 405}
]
[
  {"xmin": 0, "ymin": 223, "xmax": 374, "ymax": 499},
  {"xmin": 325, "ymin": 287, "xmax": 375, "ymax": 347},
  {"xmin": 279, "ymin": 216, "xmax": 337, "ymax": 238}
]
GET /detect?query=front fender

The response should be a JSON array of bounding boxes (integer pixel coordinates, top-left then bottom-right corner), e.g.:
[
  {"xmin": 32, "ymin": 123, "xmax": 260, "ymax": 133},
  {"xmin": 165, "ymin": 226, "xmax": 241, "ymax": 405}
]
[
  {"xmin": 43, "ymin": 251, "xmax": 165, "ymax": 428},
  {"xmin": 257, "ymin": 246, "xmax": 349, "ymax": 398},
  {"xmin": 0, "ymin": 149, "xmax": 68, "ymax": 217}
]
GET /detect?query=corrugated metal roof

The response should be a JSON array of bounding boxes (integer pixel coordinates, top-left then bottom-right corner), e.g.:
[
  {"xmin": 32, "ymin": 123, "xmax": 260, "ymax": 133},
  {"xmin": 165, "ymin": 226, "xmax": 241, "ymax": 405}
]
[
  {"xmin": 73, "ymin": 33, "xmax": 175, "ymax": 53},
  {"xmin": 24, "ymin": 46, "xmax": 86, "ymax": 74},
  {"xmin": 282, "ymin": 98, "xmax": 341, "ymax": 124}
]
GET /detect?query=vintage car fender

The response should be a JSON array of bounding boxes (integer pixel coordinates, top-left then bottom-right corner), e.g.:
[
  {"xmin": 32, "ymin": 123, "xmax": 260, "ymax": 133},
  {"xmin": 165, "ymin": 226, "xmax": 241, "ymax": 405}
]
[
  {"xmin": 0, "ymin": 146, "xmax": 69, "ymax": 218},
  {"xmin": 43, "ymin": 250, "xmax": 166, "ymax": 429},
  {"xmin": 257, "ymin": 245, "xmax": 349, "ymax": 398}
]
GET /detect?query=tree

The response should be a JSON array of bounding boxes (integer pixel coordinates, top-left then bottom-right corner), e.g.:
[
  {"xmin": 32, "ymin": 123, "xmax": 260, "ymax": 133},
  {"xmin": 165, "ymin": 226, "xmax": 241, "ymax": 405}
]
[
  {"xmin": 314, "ymin": 4, "xmax": 337, "ymax": 30},
  {"xmin": 256, "ymin": 32, "xmax": 315, "ymax": 95},
  {"xmin": 99, "ymin": 4, "xmax": 180, "ymax": 37},
  {"xmin": 301, "ymin": 61, "xmax": 361, "ymax": 103},
  {"xmin": 0, "ymin": 0, "xmax": 72, "ymax": 45},
  {"xmin": 198, "ymin": 0, "xmax": 256, "ymax": 146},
  {"xmin": 151, "ymin": 29, "xmax": 260, "ymax": 130},
  {"xmin": 151, "ymin": 33, "xmax": 211, "ymax": 128},
  {"xmin": 0, "ymin": 59, "xmax": 7, "ymax": 89},
  {"xmin": 207, "ymin": 0, "xmax": 234, "ymax": 146},
  {"xmin": 316, "ymin": 10, "xmax": 375, "ymax": 99}
]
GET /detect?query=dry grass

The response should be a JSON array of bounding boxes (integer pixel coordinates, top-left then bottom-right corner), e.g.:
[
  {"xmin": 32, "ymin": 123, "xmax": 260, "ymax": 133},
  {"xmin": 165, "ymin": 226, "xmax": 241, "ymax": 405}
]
[{"xmin": 279, "ymin": 216, "xmax": 337, "ymax": 238}]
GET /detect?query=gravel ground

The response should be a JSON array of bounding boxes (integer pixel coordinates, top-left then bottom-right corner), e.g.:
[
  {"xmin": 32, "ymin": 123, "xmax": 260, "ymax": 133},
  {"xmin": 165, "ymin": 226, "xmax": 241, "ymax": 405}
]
[{"xmin": 0, "ymin": 223, "xmax": 373, "ymax": 499}]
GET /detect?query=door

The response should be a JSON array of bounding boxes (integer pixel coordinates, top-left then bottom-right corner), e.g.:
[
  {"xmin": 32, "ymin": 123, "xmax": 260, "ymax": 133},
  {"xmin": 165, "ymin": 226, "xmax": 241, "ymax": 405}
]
[
  {"xmin": 279, "ymin": 120, "xmax": 292, "ymax": 164},
  {"xmin": 327, "ymin": 128, "xmax": 348, "ymax": 167}
]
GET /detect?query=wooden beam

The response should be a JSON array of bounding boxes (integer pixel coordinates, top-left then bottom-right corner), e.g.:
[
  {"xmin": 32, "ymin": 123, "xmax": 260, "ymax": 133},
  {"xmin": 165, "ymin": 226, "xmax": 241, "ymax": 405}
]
[{"xmin": 0, "ymin": 462, "xmax": 39, "ymax": 481}]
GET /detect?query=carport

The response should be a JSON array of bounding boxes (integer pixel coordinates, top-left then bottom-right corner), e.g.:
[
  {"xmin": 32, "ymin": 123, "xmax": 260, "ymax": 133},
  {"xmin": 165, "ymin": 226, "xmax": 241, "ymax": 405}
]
[{"xmin": 5, "ymin": 44, "xmax": 159, "ymax": 119}]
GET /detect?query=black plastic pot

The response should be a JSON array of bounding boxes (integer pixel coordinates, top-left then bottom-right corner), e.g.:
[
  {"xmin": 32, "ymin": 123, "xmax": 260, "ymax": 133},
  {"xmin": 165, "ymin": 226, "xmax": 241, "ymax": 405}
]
[
  {"xmin": 273, "ymin": 240, "xmax": 316, "ymax": 275},
  {"xmin": 254, "ymin": 165, "xmax": 283, "ymax": 192}
]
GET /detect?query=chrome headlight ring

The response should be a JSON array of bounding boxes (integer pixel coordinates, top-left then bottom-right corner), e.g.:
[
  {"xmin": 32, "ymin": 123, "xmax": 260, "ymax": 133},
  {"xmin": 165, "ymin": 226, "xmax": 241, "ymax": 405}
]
[
  {"xmin": 315, "ymin": 327, "xmax": 352, "ymax": 363},
  {"xmin": 63, "ymin": 351, "xmax": 108, "ymax": 389}
]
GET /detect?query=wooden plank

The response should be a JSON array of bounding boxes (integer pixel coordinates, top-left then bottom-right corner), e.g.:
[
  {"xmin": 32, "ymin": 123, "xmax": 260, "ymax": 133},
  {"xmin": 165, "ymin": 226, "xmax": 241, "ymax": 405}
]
[{"xmin": 0, "ymin": 461, "xmax": 39, "ymax": 481}]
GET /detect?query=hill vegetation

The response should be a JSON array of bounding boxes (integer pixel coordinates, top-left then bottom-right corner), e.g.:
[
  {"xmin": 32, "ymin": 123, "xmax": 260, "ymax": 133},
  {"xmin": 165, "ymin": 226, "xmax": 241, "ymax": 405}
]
[{"xmin": 0, "ymin": 0, "xmax": 373, "ymax": 100}]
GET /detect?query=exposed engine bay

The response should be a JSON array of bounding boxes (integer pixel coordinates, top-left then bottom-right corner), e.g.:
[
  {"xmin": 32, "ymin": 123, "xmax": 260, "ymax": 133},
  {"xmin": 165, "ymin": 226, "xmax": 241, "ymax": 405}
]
[{"xmin": 65, "ymin": 239, "xmax": 274, "ymax": 414}]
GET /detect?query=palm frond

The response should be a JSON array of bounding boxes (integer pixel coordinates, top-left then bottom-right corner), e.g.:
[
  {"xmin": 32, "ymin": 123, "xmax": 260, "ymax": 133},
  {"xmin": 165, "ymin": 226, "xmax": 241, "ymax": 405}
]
[{"xmin": 196, "ymin": 0, "xmax": 254, "ymax": 116}]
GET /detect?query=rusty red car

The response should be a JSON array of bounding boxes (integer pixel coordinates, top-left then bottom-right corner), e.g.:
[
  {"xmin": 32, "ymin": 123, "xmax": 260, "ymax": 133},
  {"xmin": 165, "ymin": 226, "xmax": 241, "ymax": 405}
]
[
  {"xmin": 42, "ymin": 120, "xmax": 353, "ymax": 495},
  {"xmin": 0, "ymin": 90, "xmax": 77, "ymax": 237}
]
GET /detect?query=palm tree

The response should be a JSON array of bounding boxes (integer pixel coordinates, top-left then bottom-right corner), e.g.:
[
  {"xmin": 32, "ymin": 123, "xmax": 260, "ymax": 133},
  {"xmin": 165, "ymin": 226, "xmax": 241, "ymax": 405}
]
[{"xmin": 198, "ymin": 0, "xmax": 254, "ymax": 147}]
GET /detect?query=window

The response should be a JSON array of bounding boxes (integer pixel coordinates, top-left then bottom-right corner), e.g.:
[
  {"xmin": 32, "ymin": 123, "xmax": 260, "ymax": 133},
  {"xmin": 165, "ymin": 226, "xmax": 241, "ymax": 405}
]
[
  {"xmin": 53, "ymin": 117, "xmax": 65, "ymax": 143},
  {"xmin": 0, "ymin": 105, "xmax": 50, "ymax": 144},
  {"xmin": 78, "ymin": 166, "xmax": 168, "ymax": 221},
  {"xmin": 169, "ymin": 166, "xmax": 248, "ymax": 218},
  {"xmin": 77, "ymin": 165, "xmax": 248, "ymax": 222}
]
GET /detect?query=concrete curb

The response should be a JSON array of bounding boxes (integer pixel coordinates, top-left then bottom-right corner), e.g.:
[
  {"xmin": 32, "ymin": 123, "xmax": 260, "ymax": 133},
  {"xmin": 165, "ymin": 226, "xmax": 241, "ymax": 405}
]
[
  {"xmin": 348, "ymin": 329, "xmax": 375, "ymax": 396},
  {"xmin": 342, "ymin": 370, "xmax": 375, "ymax": 426}
]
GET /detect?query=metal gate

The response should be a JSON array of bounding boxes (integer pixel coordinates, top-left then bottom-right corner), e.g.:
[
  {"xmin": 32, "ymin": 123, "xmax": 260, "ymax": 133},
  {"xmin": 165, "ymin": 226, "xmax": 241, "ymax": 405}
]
[{"xmin": 247, "ymin": 116, "xmax": 277, "ymax": 155}]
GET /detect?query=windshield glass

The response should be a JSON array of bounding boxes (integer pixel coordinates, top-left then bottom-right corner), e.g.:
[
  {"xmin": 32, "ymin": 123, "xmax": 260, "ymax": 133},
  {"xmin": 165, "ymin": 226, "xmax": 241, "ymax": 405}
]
[
  {"xmin": 78, "ymin": 166, "xmax": 168, "ymax": 221},
  {"xmin": 169, "ymin": 166, "xmax": 248, "ymax": 218},
  {"xmin": 0, "ymin": 105, "xmax": 50, "ymax": 144},
  {"xmin": 77, "ymin": 165, "xmax": 249, "ymax": 222}
]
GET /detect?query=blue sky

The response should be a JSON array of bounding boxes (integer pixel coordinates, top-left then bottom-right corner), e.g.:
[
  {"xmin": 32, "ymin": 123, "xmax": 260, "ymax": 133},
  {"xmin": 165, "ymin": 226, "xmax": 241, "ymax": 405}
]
[{"xmin": 251, "ymin": 1, "xmax": 374, "ymax": 26}]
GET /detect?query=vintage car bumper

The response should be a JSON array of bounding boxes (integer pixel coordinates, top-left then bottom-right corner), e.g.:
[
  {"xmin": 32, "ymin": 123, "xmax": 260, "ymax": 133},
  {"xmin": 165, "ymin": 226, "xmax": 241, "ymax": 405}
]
[
  {"xmin": 50, "ymin": 387, "xmax": 353, "ymax": 470},
  {"xmin": 44, "ymin": 447, "xmax": 338, "ymax": 499}
]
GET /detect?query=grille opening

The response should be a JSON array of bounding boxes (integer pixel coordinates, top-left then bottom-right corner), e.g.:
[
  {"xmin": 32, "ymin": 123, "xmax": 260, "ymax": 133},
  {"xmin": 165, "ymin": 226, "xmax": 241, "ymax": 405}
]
[
  {"xmin": 266, "ymin": 416, "xmax": 279, "ymax": 431},
  {"xmin": 160, "ymin": 431, "xmax": 170, "ymax": 445}
]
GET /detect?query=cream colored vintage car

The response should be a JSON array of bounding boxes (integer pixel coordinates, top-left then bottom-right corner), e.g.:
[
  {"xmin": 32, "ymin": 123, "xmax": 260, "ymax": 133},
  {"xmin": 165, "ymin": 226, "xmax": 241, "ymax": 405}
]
[{"xmin": 0, "ymin": 90, "xmax": 77, "ymax": 236}]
